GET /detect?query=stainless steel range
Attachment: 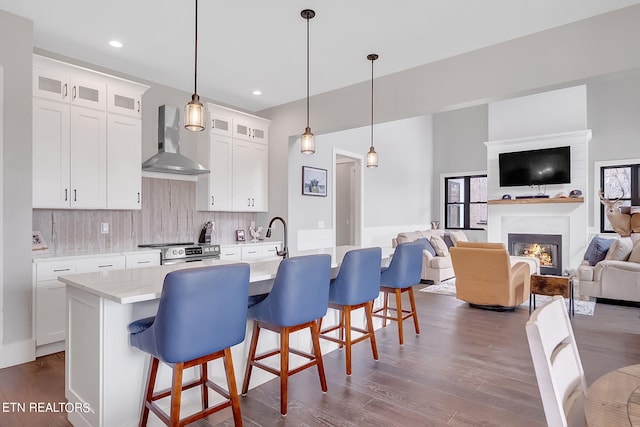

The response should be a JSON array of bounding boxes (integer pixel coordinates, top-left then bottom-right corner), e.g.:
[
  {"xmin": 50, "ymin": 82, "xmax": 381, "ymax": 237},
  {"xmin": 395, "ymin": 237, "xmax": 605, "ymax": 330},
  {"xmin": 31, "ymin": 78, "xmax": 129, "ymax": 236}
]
[{"xmin": 138, "ymin": 242, "xmax": 221, "ymax": 265}]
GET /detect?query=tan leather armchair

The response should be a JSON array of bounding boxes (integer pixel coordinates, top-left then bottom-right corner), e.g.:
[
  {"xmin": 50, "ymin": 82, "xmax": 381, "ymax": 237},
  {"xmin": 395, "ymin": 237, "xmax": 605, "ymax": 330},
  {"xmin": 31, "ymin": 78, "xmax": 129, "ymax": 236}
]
[{"xmin": 450, "ymin": 241, "xmax": 532, "ymax": 310}]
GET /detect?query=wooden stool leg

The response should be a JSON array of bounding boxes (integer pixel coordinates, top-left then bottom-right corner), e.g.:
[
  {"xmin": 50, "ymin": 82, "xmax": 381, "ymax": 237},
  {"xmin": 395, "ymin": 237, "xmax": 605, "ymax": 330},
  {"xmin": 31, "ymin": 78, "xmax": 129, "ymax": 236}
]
[
  {"xmin": 201, "ymin": 362, "xmax": 209, "ymax": 410},
  {"xmin": 242, "ymin": 322, "xmax": 260, "ymax": 396},
  {"xmin": 280, "ymin": 328, "xmax": 290, "ymax": 416},
  {"xmin": 408, "ymin": 287, "xmax": 420, "ymax": 335},
  {"xmin": 365, "ymin": 301, "xmax": 379, "ymax": 361},
  {"xmin": 170, "ymin": 363, "xmax": 184, "ymax": 426},
  {"xmin": 344, "ymin": 306, "xmax": 352, "ymax": 375},
  {"xmin": 382, "ymin": 291, "xmax": 389, "ymax": 327},
  {"xmin": 223, "ymin": 347, "xmax": 243, "ymax": 426},
  {"xmin": 140, "ymin": 357, "xmax": 159, "ymax": 427},
  {"xmin": 338, "ymin": 309, "xmax": 345, "ymax": 349},
  {"xmin": 310, "ymin": 321, "xmax": 328, "ymax": 392},
  {"xmin": 395, "ymin": 288, "xmax": 404, "ymax": 345}
]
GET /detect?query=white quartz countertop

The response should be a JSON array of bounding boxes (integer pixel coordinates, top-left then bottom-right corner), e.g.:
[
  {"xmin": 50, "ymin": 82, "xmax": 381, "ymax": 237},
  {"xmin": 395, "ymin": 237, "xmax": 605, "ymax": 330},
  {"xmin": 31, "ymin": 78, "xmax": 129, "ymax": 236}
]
[{"xmin": 58, "ymin": 246, "xmax": 393, "ymax": 305}]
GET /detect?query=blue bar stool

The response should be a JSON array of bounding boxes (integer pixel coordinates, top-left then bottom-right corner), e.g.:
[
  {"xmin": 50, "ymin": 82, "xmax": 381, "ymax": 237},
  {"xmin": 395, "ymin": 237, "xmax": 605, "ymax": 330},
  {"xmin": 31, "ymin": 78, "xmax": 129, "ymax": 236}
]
[
  {"xmin": 128, "ymin": 264, "xmax": 250, "ymax": 427},
  {"xmin": 241, "ymin": 254, "xmax": 331, "ymax": 416},
  {"xmin": 372, "ymin": 242, "xmax": 423, "ymax": 345},
  {"xmin": 318, "ymin": 247, "xmax": 381, "ymax": 375}
]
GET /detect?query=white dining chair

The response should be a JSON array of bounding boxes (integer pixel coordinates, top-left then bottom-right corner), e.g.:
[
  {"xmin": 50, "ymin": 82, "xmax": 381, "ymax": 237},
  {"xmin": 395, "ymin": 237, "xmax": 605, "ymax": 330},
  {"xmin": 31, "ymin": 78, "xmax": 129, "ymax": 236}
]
[{"xmin": 526, "ymin": 296, "xmax": 587, "ymax": 427}]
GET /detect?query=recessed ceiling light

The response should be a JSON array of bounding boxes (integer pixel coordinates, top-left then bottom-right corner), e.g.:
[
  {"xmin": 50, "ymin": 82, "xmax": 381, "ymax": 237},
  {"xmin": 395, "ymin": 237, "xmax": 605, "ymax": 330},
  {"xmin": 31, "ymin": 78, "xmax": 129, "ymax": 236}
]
[
  {"xmin": 252, "ymin": 90, "xmax": 262, "ymax": 96},
  {"xmin": 109, "ymin": 40, "xmax": 123, "ymax": 48}
]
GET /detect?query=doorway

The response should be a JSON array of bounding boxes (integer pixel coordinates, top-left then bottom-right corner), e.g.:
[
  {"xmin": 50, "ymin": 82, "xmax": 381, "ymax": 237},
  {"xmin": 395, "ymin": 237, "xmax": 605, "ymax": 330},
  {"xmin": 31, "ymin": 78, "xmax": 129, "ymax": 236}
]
[{"xmin": 333, "ymin": 149, "xmax": 363, "ymax": 247}]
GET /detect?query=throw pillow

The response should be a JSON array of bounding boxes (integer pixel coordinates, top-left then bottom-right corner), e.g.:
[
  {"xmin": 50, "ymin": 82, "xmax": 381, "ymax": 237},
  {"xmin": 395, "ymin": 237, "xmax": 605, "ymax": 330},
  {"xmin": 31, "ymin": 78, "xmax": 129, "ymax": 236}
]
[
  {"xmin": 443, "ymin": 234, "xmax": 454, "ymax": 248},
  {"xmin": 583, "ymin": 236, "xmax": 614, "ymax": 266},
  {"xmin": 430, "ymin": 235, "xmax": 449, "ymax": 257},
  {"xmin": 628, "ymin": 242, "xmax": 640, "ymax": 263},
  {"xmin": 449, "ymin": 230, "xmax": 468, "ymax": 246},
  {"xmin": 605, "ymin": 237, "xmax": 634, "ymax": 261},
  {"xmin": 415, "ymin": 238, "xmax": 437, "ymax": 257}
]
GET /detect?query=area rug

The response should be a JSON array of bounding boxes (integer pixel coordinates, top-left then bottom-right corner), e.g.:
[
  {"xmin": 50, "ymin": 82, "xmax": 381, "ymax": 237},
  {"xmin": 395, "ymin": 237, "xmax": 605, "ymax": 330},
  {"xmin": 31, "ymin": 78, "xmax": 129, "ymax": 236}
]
[{"xmin": 419, "ymin": 278, "xmax": 596, "ymax": 316}]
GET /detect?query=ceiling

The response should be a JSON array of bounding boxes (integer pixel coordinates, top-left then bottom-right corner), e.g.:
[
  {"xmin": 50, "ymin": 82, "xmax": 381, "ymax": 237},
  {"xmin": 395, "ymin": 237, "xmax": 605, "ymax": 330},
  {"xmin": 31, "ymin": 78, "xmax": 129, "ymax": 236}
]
[{"xmin": 2, "ymin": 0, "xmax": 640, "ymax": 112}]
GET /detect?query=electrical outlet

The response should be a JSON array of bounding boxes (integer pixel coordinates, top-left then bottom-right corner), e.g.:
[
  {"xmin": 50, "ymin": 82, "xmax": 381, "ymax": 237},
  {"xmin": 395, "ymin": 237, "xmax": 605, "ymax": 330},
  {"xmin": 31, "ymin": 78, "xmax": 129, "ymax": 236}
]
[{"xmin": 101, "ymin": 223, "xmax": 109, "ymax": 234}]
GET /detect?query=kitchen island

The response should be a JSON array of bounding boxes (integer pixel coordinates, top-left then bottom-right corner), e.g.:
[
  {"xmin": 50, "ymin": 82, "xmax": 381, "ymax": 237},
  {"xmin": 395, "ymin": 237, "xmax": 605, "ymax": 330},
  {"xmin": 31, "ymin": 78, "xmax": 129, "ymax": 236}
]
[{"xmin": 59, "ymin": 247, "xmax": 392, "ymax": 426}]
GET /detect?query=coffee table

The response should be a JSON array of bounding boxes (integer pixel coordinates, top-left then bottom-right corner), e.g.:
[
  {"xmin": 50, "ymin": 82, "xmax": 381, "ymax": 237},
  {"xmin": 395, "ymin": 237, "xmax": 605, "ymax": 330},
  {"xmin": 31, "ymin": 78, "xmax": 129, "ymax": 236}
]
[{"xmin": 529, "ymin": 274, "xmax": 574, "ymax": 316}]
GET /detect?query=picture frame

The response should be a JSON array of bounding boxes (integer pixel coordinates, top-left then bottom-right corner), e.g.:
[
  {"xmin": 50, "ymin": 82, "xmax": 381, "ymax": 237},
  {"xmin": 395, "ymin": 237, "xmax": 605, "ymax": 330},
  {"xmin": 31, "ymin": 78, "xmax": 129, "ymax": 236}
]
[
  {"xmin": 235, "ymin": 229, "xmax": 245, "ymax": 242},
  {"xmin": 302, "ymin": 166, "xmax": 327, "ymax": 197}
]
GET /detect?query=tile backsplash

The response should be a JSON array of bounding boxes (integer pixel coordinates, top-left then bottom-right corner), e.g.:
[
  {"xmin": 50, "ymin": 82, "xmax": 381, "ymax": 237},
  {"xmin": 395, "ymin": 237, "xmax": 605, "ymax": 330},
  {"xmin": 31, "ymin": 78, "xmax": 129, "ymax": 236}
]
[{"xmin": 32, "ymin": 178, "xmax": 258, "ymax": 254}]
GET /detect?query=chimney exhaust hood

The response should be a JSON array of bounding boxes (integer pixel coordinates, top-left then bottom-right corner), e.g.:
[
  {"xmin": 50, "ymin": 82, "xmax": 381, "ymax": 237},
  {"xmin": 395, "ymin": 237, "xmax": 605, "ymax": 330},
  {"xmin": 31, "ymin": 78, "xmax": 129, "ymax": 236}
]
[{"xmin": 142, "ymin": 105, "xmax": 210, "ymax": 175}]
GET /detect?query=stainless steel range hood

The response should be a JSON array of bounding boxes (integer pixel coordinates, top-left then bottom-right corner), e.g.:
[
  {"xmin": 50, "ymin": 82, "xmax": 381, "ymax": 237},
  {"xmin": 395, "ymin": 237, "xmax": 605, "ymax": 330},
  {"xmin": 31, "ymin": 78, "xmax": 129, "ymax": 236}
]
[{"xmin": 142, "ymin": 105, "xmax": 210, "ymax": 175}]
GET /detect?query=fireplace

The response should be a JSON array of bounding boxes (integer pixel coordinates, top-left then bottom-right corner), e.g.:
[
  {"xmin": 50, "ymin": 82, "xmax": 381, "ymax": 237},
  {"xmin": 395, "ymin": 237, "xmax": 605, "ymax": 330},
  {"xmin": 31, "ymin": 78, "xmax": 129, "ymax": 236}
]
[{"xmin": 508, "ymin": 233, "xmax": 562, "ymax": 276}]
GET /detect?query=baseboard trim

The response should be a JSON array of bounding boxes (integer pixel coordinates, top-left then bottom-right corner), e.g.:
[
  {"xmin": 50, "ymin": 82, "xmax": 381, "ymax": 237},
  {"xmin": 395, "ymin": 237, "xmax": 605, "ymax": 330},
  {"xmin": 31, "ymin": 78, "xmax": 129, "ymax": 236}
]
[
  {"xmin": 0, "ymin": 338, "xmax": 35, "ymax": 368},
  {"xmin": 36, "ymin": 340, "xmax": 65, "ymax": 358}
]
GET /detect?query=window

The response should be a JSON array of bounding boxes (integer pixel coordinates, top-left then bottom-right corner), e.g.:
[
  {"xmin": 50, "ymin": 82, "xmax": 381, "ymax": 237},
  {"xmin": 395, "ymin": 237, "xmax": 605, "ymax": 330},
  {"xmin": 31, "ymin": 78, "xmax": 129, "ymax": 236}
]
[
  {"xmin": 445, "ymin": 175, "xmax": 487, "ymax": 229},
  {"xmin": 600, "ymin": 163, "xmax": 640, "ymax": 232}
]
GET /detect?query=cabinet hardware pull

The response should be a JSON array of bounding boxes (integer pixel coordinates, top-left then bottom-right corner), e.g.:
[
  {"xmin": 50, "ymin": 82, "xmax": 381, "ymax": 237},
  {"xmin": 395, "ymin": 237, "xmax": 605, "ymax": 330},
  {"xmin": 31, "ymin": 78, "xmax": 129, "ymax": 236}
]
[
  {"xmin": 137, "ymin": 260, "xmax": 150, "ymax": 264},
  {"xmin": 98, "ymin": 264, "xmax": 113, "ymax": 268},
  {"xmin": 74, "ymin": 189, "xmax": 77, "ymax": 202},
  {"xmin": 247, "ymin": 198, "xmax": 250, "ymax": 206},
  {"xmin": 72, "ymin": 86, "xmax": 76, "ymax": 99},
  {"xmin": 137, "ymin": 100, "xmax": 140, "ymax": 112},
  {"xmin": 53, "ymin": 268, "xmax": 71, "ymax": 272},
  {"xmin": 251, "ymin": 198, "xmax": 255, "ymax": 207},
  {"xmin": 63, "ymin": 83, "xmax": 68, "ymax": 97},
  {"xmin": 211, "ymin": 195, "xmax": 214, "ymax": 206},
  {"xmin": 64, "ymin": 189, "xmax": 68, "ymax": 201},
  {"xmin": 137, "ymin": 192, "xmax": 141, "ymax": 203}
]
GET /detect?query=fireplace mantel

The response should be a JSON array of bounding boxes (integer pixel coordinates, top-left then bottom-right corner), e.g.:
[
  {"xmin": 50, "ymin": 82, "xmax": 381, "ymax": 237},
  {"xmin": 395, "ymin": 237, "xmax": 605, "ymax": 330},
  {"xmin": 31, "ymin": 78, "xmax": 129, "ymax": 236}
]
[{"xmin": 488, "ymin": 197, "xmax": 584, "ymax": 205}]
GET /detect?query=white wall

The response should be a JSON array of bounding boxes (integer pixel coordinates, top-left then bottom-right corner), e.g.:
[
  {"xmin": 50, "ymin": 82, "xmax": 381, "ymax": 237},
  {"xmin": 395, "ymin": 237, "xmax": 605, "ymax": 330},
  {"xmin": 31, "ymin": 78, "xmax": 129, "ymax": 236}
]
[
  {"xmin": 0, "ymin": 10, "xmax": 34, "ymax": 367},
  {"xmin": 287, "ymin": 116, "xmax": 433, "ymax": 252}
]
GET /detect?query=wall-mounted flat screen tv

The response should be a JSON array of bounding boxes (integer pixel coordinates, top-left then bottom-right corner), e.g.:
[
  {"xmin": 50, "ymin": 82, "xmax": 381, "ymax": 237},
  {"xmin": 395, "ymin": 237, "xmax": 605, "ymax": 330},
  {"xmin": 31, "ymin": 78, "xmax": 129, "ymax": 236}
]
[{"xmin": 499, "ymin": 146, "xmax": 571, "ymax": 187}]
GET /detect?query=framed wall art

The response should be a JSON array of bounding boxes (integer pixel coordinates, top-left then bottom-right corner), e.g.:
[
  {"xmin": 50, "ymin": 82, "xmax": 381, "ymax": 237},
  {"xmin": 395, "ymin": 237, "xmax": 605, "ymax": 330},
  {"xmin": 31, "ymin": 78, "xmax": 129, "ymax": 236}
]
[{"xmin": 302, "ymin": 166, "xmax": 327, "ymax": 197}]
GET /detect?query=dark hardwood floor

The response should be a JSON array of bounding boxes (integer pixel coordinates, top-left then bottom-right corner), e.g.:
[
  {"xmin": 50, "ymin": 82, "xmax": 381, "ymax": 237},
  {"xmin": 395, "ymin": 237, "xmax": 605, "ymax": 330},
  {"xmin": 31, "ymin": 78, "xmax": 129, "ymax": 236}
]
[{"xmin": 2, "ymin": 288, "xmax": 639, "ymax": 426}]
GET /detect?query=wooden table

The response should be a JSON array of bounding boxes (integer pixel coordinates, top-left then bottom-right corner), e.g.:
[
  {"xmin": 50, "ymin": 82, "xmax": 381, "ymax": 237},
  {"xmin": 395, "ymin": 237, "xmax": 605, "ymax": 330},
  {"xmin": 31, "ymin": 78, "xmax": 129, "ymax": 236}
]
[
  {"xmin": 585, "ymin": 364, "xmax": 640, "ymax": 426},
  {"xmin": 529, "ymin": 274, "xmax": 574, "ymax": 316}
]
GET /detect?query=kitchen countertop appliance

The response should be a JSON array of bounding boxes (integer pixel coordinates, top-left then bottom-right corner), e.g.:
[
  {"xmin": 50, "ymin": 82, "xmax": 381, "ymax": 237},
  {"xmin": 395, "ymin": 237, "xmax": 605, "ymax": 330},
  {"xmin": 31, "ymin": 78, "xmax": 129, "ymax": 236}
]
[{"xmin": 138, "ymin": 242, "xmax": 220, "ymax": 265}]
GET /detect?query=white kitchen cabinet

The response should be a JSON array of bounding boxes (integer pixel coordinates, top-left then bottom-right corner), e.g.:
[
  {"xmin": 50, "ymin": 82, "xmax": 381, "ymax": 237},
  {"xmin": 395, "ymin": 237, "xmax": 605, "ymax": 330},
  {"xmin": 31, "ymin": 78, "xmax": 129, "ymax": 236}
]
[
  {"xmin": 107, "ymin": 114, "xmax": 142, "ymax": 209},
  {"xmin": 33, "ymin": 251, "xmax": 155, "ymax": 356},
  {"xmin": 34, "ymin": 61, "xmax": 106, "ymax": 110},
  {"xmin": 69, "ymin": 106, "xmax": 107, "ymax": 208},
  {"xmin": 232, "ymin": 139, "xmax": 268, "ymax": 212},
  {"xmin": 219, "ymin": 245, "xmax": 242, "ymax": 261},
  {"xmin": 196, "ymin": 132, "xmax": 233, "ymax": 211},
  {"xmin": 220, "ymin": 242, "xmax": 281, "ymax": 261},
  {"xmin": 125, "ymin": 251, "xmax": 160, "ymax": 269},
  {"xmin": 32, "ymin": 98, "xmax": 107, "ymax": 208},
  {"xmin": 197, "ymin": 103, "xmax": 269, "ymax": 212},
  {"xmin": 233, "ymin": 116, "xmax": 269, "ymax": 143},
  {"xmin": 107, "ymin": 81, "xmax": 143, "ymax": 118},
  {"xmin": 32, "ymin": 55, "xmax": 148, "ymax": 210}
]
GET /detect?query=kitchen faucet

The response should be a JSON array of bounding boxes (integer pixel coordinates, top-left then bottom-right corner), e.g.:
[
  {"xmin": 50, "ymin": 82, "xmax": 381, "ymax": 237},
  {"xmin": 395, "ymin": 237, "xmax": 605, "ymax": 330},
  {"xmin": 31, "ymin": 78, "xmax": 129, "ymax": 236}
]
[{"xmin": 266, "ymin": 216, "xmax": 288, "ymax": 259}]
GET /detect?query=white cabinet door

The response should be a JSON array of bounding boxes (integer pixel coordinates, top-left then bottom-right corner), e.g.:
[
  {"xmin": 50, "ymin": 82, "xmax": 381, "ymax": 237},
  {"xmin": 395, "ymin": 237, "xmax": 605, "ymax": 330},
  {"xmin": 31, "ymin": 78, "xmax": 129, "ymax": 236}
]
[
  {"xmin": 77, "ymin": 255, "xmax": 125, "ymax": 273},
  {"xmin": 36, "ymin": 281, "xmax": 67, "ymax": 345},
  {"xmin": 33, "ymin": 65, "xmax": 69, "ymax": 102},
  {"xmin": 69, "ymin": 75, "xmax": 106, "ymax": 111},
  {"xmin": 232, "ymin": 140, "xmax": 268, "ymax": 212},
  {"xmin": 210, "ymin": 108, "xmax": 233, "ymax": 137},
  {"xmin": 70, "ymin": 107, "xmax": 107, "ymax": 208},
  {"xmin": 33, "ymin": 98, "xmax": 71, "ymax": 208},
  {"xmin": 107, "ymin": 114, "xmax": 142, "ymax": 209},
  {"xmin": 107, "ymin": 82, "xmax": 142, "ymax": 118},
  {"xmin": 233, "ymin": 116, "xmax": 269, "ymax": 142},
  {"xmin": 197, "ymin": 133, "xmax": 232, "ymax": 211}
]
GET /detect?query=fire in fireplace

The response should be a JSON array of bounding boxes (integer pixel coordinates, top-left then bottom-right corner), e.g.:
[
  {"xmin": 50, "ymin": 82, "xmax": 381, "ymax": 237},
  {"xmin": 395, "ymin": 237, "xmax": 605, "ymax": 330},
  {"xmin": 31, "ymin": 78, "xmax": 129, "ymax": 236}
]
[{"xmin": 508, "ymin": 233, "xmax": 562, "ymax": 276}]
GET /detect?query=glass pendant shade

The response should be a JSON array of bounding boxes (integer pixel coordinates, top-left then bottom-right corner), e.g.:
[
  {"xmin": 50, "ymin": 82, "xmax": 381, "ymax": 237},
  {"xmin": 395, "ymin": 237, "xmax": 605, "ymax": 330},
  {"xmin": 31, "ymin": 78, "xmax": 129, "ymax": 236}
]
[
  {"xmin": 301, "ymin": 127, "xmax": 315, "ymax": 154},
  {"xmin": 185, "ymin": 94, "xmax": 205, "ymax": 131},
  {"xmin": 367, "ymin": 146, "xmax": 378, "ymax": 168}
]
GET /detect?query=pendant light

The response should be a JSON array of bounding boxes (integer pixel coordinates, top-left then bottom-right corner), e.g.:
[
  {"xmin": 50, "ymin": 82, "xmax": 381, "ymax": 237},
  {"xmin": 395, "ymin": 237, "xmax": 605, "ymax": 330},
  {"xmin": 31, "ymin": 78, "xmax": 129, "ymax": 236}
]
[
  {"xmin": 366, "ymin": 53, "xmax": 379, "ymax": 168},
  {"xmin": 185, "ymin": 0, "xmax": 205, "ymax": 131},
  {"xmin": 300, "ymin": 9, "xmax": 316, "ymax": 154}
]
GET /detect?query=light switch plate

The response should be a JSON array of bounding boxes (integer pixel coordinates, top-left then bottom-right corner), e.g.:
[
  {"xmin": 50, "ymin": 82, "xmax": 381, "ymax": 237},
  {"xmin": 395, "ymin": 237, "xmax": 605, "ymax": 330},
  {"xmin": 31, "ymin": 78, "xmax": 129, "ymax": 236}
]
[{"xmin": 101, "ymin": 223, "xmax": 109, "ymax": 234}]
